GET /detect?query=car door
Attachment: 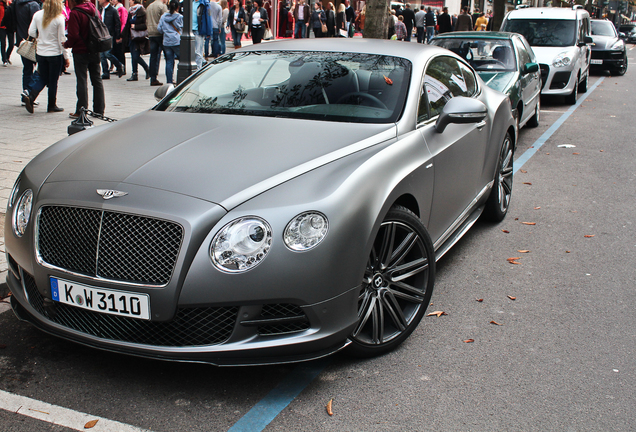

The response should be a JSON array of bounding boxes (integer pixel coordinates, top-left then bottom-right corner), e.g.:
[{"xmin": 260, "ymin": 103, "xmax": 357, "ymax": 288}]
[
  {"xmin": 417, "ymin": 56, "xmax": 489, "ymax": 243},
  {"xmin": 514, "ymin": 36, "xmax": 541, "ymax": 125},
  {"xmin": 578, "ymin": 15, "xmax": 592, "ymax": 76}
]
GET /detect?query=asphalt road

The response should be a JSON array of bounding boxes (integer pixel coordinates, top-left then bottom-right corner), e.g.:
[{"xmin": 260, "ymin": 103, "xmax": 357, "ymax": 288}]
[{"xmin": 1, "ymin": 61, "xmax": 635, "ymax": 431}]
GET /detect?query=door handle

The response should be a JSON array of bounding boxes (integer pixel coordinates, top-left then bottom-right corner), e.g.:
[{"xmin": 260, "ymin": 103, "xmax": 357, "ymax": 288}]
[{"xmin": 476, "ymin": 121, "xmax": 487, "ymax": 130}]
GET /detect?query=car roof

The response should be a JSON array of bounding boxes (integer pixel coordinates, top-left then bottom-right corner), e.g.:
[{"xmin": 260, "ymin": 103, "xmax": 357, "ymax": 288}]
[
  {"xmin": 433, "ymin": 31, "xmax": 516, "ymax": 40},
  {"xmin": 505, "ymin": 6, "xmax": 588, "ymax": 20}
]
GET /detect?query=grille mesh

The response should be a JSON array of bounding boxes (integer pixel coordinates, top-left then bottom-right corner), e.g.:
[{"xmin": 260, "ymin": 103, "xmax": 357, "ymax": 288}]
[
  {"xmin": 23, "ymin": 272, "xmax": 238, "ymax": 347},
  {"xmin": 38, "ymin": 206, "xmax": 183, "ymax": 285},
  {"xmin": 258, "ymin": 303, "xmax": 310, "ymax": 336}
]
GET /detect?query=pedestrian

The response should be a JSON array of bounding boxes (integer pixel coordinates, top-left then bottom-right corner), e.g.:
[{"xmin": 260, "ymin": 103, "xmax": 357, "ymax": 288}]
[
  {"xmin": 394, "ymin": 15, "xmax": 406, "ymax": 41},
  {"xmin": 399, "ymin": 3, "xmax": 414, "ymax": 42},
  {"xmin": 344, "ymin": 0, "xmax": 353, "ymax": 33},
  {"xmin": 293, "ymin": 0, "xmax": 309, "ymax": 39},
  {"xmin": 227, "ymin": 0, "xmax": 245, "ymax": 48},
  {"xmin": 124, "ymin": 0, "xmax": 150, "ymax": 81},
  {"xmin": 353, "ymin": 4, "xmax": 364, "ymax": 36},
  {"xmin": 191, "ymin": 0, "xmax": 206, "ymax": 69},
  {"xmin": 0, "ymin": 0, "xmax": 13, "ymax": 66},
  {"xmin": 454, "ymin": 6, "xmax": 472, "ymax": 32},
  {"xmin": 424, "ymin": 7, "xmax": 435, "ymax": 43},
  {"xmin": 414, "ymin": 5, "xmax": 424, "ymax": 44},
  {"xmin": 387, "ymin": 9, "xmax": 394, "ymax": 39},
  {"xmin": 309, "ymin": 1, "xmax": 325, "ymax": 38},
  {"xmin": 277, "ymin": 0, "xmax": 286, "ymax": 38},
  {"xmin": 14, "ymin": 0, "xmax": 40, "ymax": 95},
  {"xmin": 219, "ymin": 0, "xmax": 227, "ymax": 54},
  {"xmin": 110, "ymin": 0, "xmax": 126, "ymax": 72},
  {"xmin": 335, "ymin": 2, "xmax": 344, "ymax": 37},
  {"xmin": 437, "ymin": 6, "xmax": 451, "ymax": 34},
  {"xmin": 209, "ymin": 0, "xmax": 222, "ymax": 57},
  {"xmin": 157, "ymin": 0, "xmax": 181, "ymax": 84},
  {"xmin": 98, "ymin": 0, "xmax": 124, "ymax": 80},
  {"xmin": 472, "ymin": 8, "xmax": 480, "ymax": 28},
  {"xmin": 21, "ymin": 0, "xmax": 69, "ymax": 113},
  {"xmin": 64, "ymin": 0, "xmax": 105, "ymax": 118},
  {"xmin": 324, "ymin": 2, "xmax": 334, "ymax": 37},
  {"xmin": 474, "ymin": 12, "xmax": 487, "ymax": 31},
  {"xmin": 248, "ymin": 0, "xmax": 267, "ymax": 44},
  {"xmin": 146, "ymin": 0, "xmax": 167, "ymax": 86}
]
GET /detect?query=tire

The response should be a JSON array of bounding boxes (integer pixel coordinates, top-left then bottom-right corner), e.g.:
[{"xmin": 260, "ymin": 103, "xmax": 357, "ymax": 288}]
[
  {"xmin": 578, "ymin": 71, "xmax": 588, "ymax": 93},
  {"xmin": 565, "ymin": 74, "xmax": 579, "ymax": 105},
  {"xmin": 615, "ymin": 52, "xmax": 628, "ymax": 76},
  {"xmin": 347, "ymin": 205, "xmax": 435, "ymax": 358},
  {"xmin": 527, "ymin": 97, "xmax": 540, "ymax": 128},
  {"xmin": 483, "ymin": 132, "xmax": 513, "ymax": 222}
]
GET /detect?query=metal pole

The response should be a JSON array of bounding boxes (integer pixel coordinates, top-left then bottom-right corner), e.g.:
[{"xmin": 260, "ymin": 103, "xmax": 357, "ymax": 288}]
[{"xmin": 177, "ymin": 0, "xmax": 198, "ymax": 84}]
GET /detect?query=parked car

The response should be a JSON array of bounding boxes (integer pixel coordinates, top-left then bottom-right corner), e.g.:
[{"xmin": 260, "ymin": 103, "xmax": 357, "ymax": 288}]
[
  {"xmin": 431, "ymin": 31, "xmax": 541, "ymax": 131},
  {"xmin": 618, "ymin": 23, "xmax": 636, "ymax": 43},
  {"xmin": 590, "ymin": 19, "xmax": 628, "ymax": 76},
  {"xmin": 501, "ymin": 6, "xmax": 593, "ymax": 105},
  {"xmin": 5, "ymin": 40, "xmax": 516, "ymax": 366}
]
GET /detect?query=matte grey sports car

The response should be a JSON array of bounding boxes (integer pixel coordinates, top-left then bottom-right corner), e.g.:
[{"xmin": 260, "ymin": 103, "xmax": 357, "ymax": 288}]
[{"xmin": 5, "ymin": 39, "xmax": 515, "ymax": 366}]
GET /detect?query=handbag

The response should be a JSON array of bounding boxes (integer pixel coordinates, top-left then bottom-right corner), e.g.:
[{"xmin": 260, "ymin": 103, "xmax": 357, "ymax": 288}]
[
  {"xmin": 234, "ymin": 20, "xmax": 245, "ymax": 32},
  {"xmin": 17, "ymin": 37, "xmax": 37, "ymax": 62},
  {"xmin": 264, "ymin": 27, "xmax": 273, "ymax": 40},
  {"xmin": 321, "ymin": 22, "xmax": 327, "ymax": 33}
]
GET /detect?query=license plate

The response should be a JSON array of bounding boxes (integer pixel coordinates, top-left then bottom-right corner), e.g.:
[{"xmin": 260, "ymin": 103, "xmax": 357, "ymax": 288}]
[
  {"xmin": 590, "ymin": 59, "xmax": 603, "ymax": 65},
  {"xmin": 50, "ymin": 277, "xmax": 151, "ymax": 320}
]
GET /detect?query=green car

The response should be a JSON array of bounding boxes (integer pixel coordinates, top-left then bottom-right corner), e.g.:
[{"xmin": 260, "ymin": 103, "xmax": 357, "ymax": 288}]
[{"xmin": 431, "ymin": 31, "xmax": 541, "ymax": 130}]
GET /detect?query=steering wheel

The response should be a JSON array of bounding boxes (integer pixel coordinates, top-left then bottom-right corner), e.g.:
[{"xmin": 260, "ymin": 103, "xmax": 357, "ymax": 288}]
[{"xmin": 336, "ymin": 92, "xmax": 388, "ymax": 110}]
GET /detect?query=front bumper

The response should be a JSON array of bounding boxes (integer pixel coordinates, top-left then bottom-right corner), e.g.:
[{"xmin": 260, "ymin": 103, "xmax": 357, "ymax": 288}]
[
  {"xmin": 539, "ymin": 63, "xmax": 577, "ymax": 96},
  {"xmin": 590, "ymin": 50, "xmax": 626, "ymax": 70}
]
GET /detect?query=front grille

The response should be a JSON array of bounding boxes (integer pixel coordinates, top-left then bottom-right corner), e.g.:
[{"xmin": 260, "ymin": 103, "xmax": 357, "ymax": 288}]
[
  {"xmin": 539, "ymin": 64, "xmax": 549, "ymax": 89},
  {"xmin": 38, "ymin": 206, "xmax": 183, "ymax": 285},
  {"xmin": 591, "ymin": 51, "xmax": 625, "ymax": 60},
  {"xmin": 23, "ymin": 272, "xmax": 238, "ymax": 346},
  {"xmin": 257, "ymin": 303, "xmax": 310, "ymax": 335}
]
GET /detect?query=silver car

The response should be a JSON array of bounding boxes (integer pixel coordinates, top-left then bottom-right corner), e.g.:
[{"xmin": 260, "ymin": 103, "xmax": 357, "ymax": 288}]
[{"xmin": 5, "ymin": 40, "xmax": 515, "ymax": 366}]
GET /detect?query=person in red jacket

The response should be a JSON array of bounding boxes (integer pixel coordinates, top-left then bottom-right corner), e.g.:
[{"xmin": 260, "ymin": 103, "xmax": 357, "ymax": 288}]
[{"xmin": 63, "ymin": 0, "xmax": 105, "ymax": 117}]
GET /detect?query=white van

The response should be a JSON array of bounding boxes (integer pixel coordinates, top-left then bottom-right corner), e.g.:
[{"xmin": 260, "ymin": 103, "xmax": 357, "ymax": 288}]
[{"xmin": 501, "ymin": 6, "xmax": 593, "ymax": 104}]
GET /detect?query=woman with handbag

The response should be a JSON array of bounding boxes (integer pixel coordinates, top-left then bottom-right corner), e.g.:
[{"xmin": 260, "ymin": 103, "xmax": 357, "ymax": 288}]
[
  {"xmin": 124, "ymin": 0, "xmax": 150, "ymax": 82},
  {"xmin": 157, "ymin": 0, "xmax": 181, "ymax": 85},
  {"xmin": 325, "ymin": 2, "xmax": 335, "ymax": 37},
  {"xmin": 21, "ymin": 0, "xmax": 69, "ymax": 113},
  {"xmin": 309, "ymin": 1, "xmax": 325, "ymax": 38},
  {"xmin": 335, "ymin": 3, "xmax": 345, "ymax": 37},
  {"xmin": 248, "ymin": 0, "xmax": 267, "ymax": 45},
  {"xmin": 227, "ymin": 0, "xmax": 244, "ymax": 49}
]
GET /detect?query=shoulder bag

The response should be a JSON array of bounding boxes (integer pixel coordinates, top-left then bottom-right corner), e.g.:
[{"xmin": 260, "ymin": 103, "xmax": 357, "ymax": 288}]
[{"xmin": 17, "ymin": 37, "xmax": 37, "ymax": 62}]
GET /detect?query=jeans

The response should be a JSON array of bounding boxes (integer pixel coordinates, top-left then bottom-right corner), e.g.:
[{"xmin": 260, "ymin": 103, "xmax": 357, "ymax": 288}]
[
  {"xmin": 426, "ymin": 26, "xmax": 435, "ymax": 43},
  {"xmin": 100, "ymin": 48, "xmax": 122, "ymax": 76},
  {"xmin": 294, "ymin": 20, "xmax": 305, "ymax": 38},
  {"xmin": 230, "ymin": 26, "xmax": 242, "ymax": 47},
  {"xmin": 72, "ymin": 52, "xmax": 105, "ymax": 114},
  {"xmin": 416, "ymin": 26, "xmax": 424, "ymax": 43},
  {"xmin": 405, "ymin": 25, "xmax": 412, "ymax": 42},
  {"xmin": 129, "ymin": 40, "xmax": 149, "ymax": 75},
  {"xmin": 219, "ymin": 27, "xmax": 226, "ymax": 55},
  {"xmin": 149, "ymin": 36, "xmax": 163, "ymax": 81},
  {"xmin": 30, "ymin": 54, "xmax": 63, "ymax": 109},
  {"xmin": 194, "ymin": 30, "xmax": 204, "ymax": 69},
  {"xmin": 20, "ymin": 53, "xmax": 36, "ymax": 91},
  {"xmin": 163, "ymin": 45, "xmax": 180, "ymax": 84},
  {"xmin": 0, "ymin": 28, "xmax": 8, "ymax": 63},
  {"xmin": 251, "ymin": 26, "xmax": 264, "ymax": 44},
  {"xmin": 211, "ymin": 28, "xmax": 220, "ymax": 58},
  {"xmin": 204, "ymin": 35, "xmax": 211, "ymax": 57}
]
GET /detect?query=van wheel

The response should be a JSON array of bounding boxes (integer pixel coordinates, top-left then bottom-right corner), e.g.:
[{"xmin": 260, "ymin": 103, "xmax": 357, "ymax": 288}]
[
  {"xmin": 578, "ymin": 72, "xmax": 588, "ymax": 93},
  {"xmin": 566, "ymin": 74, "xmax": 579, "ymax": 105}
]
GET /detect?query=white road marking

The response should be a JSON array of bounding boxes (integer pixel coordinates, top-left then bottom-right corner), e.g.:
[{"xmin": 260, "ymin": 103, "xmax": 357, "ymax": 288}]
[{"xmin": 0, "ymin": 390, "xmax": 149, "ymax": 432}]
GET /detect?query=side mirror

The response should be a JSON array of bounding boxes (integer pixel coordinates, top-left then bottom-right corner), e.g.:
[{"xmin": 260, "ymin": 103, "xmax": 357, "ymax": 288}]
[
  {"xmin": 583, "ymin": 36, "xmax": 594, "ymax": 45},
  {"xmin": 154, "ymin": 83, "xmax": 175, "ymax": 102},
  {"xmin": 523, "ymin": 62, "xmax": 539, "ymax": 74},
  {"xmin": 435, "ymin": 97, "xmax": 488, "ymax": 133},
  {"xmin": 619, "ymin": 32, "xmax": 626, "ymax": 38}
]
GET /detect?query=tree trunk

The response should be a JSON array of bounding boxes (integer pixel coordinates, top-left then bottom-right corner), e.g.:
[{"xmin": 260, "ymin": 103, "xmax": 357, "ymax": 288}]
[
  {"xmin": 363, "ymin": 0, "xmax": 390, "ymax": 39},
  {"xmin": 492, "ymin": 0, "xmax": 507, "ymax": 32}
]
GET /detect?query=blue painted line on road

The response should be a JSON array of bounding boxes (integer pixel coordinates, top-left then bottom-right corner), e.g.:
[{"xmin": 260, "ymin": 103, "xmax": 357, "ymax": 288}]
[
  {"xmin": 228, "ymin": 357, "xmax": 331, "ymax": 432},
  {"xmin": 513, "ymin": 77, "xmax": 605, "ymax": 174}
]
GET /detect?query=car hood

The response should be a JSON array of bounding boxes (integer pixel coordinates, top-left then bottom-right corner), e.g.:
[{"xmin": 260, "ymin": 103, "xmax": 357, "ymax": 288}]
[
  {"xmin": 477, "ymin": 71, "xmax": 516, "ymax": 95},
  {"xmin": 591, "ymin": 35, "xmax": 619, "ymax": 50},
  {"xmin": 531, "ymin": 46, "xmax": 577, "ymax": 65},
  {"xmin": 44, "ymin": 111, "xmax": 396, "ymax": 209}
]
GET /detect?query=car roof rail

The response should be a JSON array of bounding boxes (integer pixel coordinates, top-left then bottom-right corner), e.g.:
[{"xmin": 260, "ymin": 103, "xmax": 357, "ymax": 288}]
[
  {"xmin": 572, "ymin": 4, "xmax": 583, "ymax": 9},
  {"xmin": 515, "ymin": 4, "xmax": 529, "ymax": 9}
]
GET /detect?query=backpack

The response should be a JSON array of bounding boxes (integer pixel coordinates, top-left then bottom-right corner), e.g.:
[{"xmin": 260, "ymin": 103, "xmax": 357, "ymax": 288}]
[
  {"xmin": 197, "ymin": 0, "xmax": 212, "ymax": 36},
  {"xmin": 76, "ymin": 8, "xmax": 112, "ymax": 53}
]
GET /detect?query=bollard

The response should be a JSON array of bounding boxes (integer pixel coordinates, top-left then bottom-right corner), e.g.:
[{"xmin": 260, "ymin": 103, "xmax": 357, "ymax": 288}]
[{"xmin": 68, "ymin": 107, "xmax": 94, "ymax": 135}]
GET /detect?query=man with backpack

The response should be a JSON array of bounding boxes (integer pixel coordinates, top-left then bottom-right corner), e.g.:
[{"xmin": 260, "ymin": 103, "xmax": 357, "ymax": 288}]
[
  {"xmin": 64, "ymin": 0, "xmax": 105, "ymax": 118},
  {"xmin": 14, "ymin": 0, "xmax": 40, "ymax": 96},
  {"xmin": 192, "ymin": 0, "xmax": 208, "ymax": 69}
]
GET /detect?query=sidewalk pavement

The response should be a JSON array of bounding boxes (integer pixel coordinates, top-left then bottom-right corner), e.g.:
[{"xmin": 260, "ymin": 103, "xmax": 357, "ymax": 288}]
[{"xmin": 0, "ymin": 41, "xmax": 251, "ymax": 296}]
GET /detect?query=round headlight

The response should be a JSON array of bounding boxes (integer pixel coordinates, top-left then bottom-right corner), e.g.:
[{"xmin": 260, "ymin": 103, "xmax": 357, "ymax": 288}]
[
  {"xmin": 552, "ymin": 52, "xmax": 572, "ymax": 68},
  {"xmin": 13, "ymin": 189, "xmax": 33, "ymax": 237},
  {"xmin": 284, "ymin": 212, "xmax": 328, "ymax": 251},
  {"xmin": 210, "ymin": 217, "xmax": 272, "ymax": 272}
]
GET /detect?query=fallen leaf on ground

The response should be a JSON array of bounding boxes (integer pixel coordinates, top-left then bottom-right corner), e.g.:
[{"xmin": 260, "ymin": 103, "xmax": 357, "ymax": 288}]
[
  {"xmin": 326, "ymin": 399, "xmax": 333, "ymax": 416},
  {"xmin": 427, "ymin": 311, "xmax": 447, "ymax": 317},
  {"xmin": 523, "ymin": 182, "xmax": 532, "ymax": 185},
  {"xmin": 522, "ymin": 222, "xmax": 536, "ymax": 225},
  {"xmin": 507, "ymin": 257, "xmax": 521, "ymax": 262},
  {"xmin": 520, "ymin": 169, "xmax": 527, "ymax": 173},
  {"xmin": 584, "ymin": 235, "xmax": 595, "ymax": 238},
  {"xmin": 517, "ymin": 250, "xmax": 530, "ymax": 253},
  {"xmin": 573, "ymin": 152, "xmax": 580, "ymax": 155},
  {"xmin": 534, "ymin": 207, "xmax": 541, "ymax": 210},
  {"xmin": 476, "ymin": 298, "xmax": 483, "ymax": 302},
  {"xmin": 490, "ymin": 320, "xmax": 503, "ymax": 326},
  {"xmin": 600, "ymin": 150, "xmax": 604, "ymax": 152},
  {"xmin": 84, "ymin": 420, "xmax": 99, "ymax": 429},
  {"xmin": 507, "ymin": 296, "xmax": 516, "ymax": 301},
  {"xmin": 546, "ymin": 153, "xmax": 550, "ymax": 155},
  {"xmin": 566, "ymin": 250, "xmax": 571, "ymax": 253},
  {"xmin": 502, "ymin": 229, "xmax": 510, "ymax": 233},
  {"xmin": 463, "ymin": 339, "xmax": 475, "ymax": 343}
]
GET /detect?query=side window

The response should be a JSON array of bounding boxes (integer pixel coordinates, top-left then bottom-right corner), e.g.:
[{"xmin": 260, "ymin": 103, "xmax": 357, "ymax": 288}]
[
  {"xmin": 520, "ymin": 37, "xmax": 536, "ymax": 63},
  {"xmin": 458, "ymin": 62, "xmax": 476, "ymax": 96},
  {"xmin": 514, "ymin": 38, "xmax": 531, "ymax": 67},
  {"xmin": 422, "ymin": 56, "xmax": 467, "ymax": 119}
]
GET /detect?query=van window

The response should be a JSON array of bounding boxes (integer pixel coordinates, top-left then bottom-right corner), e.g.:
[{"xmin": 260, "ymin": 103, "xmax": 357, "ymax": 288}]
[{"xmin": 502, "ymin": 19, "xmax": 577, "ymax": 47}]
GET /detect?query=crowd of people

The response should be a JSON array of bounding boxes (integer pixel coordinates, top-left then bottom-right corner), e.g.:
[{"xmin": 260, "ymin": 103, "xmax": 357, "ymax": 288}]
[{"xmin": 0, "ymin": 0, "xmax": 494, "ymax": 117}]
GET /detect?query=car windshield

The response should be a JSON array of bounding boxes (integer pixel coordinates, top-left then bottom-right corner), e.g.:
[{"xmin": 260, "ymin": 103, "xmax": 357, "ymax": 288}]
[
  {"xmin": 431, "ymin": 38, "xmax": 516, "ymax": 72},
  {"xmin": 155, "ymin": 51, "xmax": 411, "ymax": 124},
  {"xmin": 592, "ymin": 21, "xmax": 616, "ymax": 37},
  {"xmin": 502, "ymin": 19, "xmax": 577, "ymax": 47}
]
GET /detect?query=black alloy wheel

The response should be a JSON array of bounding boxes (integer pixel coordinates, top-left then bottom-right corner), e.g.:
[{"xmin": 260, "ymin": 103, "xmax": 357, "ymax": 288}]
[
  {"xmin": 483, "ymin": 132, "xmax": 513, "ymax": 222},
  {"xmin": 348, "ymin": 206, "xmax": 435, "ymax": 357},
  {"xmin": 615, "ymin": 52, "xmax": 628, "ymax": 76}
]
